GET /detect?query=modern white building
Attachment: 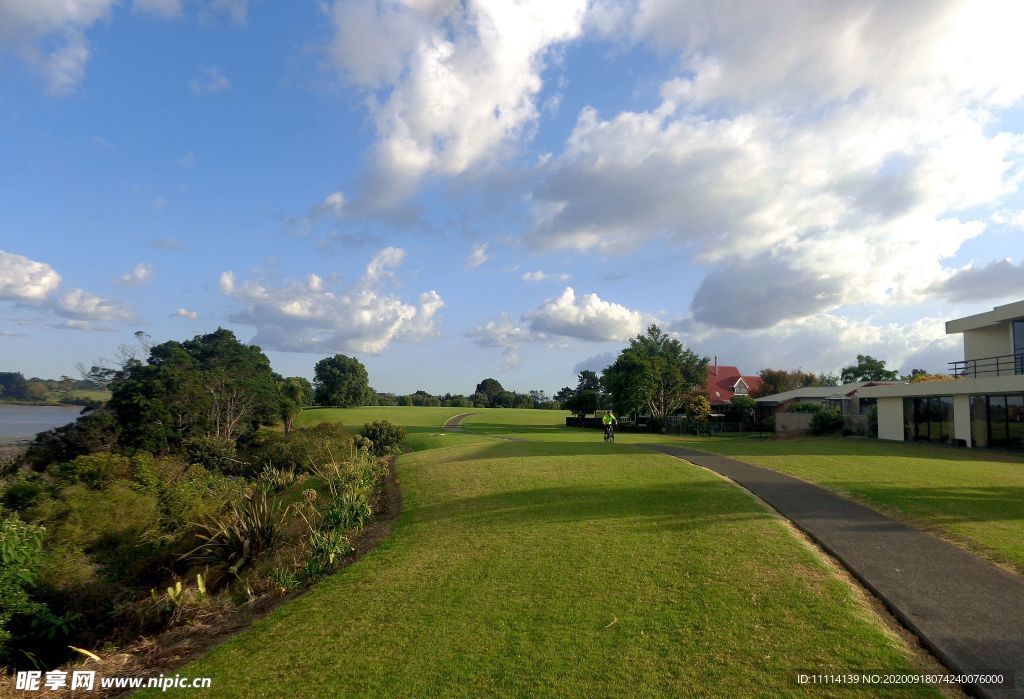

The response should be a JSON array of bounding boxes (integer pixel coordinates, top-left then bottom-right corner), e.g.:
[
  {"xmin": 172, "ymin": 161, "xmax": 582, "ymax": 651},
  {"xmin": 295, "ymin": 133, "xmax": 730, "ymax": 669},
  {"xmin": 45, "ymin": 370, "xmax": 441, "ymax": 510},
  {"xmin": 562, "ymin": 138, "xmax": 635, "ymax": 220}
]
[{"xmin": 858, "ymin": 300, "xmax": 1024, "ymax": 449}]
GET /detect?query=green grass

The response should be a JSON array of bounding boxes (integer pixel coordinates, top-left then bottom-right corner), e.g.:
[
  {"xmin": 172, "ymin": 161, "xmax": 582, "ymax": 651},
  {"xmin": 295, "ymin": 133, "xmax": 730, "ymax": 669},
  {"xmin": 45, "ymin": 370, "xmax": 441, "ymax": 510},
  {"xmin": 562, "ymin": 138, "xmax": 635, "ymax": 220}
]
[
  {"xmin": 678, "ymin": 435, "xmax": 1024, "ymax": 574},
  {"xmin": 171, "ymin": 411, "xmax": 941, "ymax": 697}
]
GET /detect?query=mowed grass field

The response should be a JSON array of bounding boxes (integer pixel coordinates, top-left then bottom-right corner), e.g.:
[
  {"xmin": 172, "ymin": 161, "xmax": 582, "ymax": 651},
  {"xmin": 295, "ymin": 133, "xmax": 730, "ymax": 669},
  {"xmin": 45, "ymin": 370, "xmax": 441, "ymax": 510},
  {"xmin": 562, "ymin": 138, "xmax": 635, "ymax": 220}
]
[
  {"xmin": 677, "ymin": 435, "xmax": 1024, "ymax": 575},
  {"xmin": 177, "ymin": 408, "xmax": 941, "ymax": 697}
]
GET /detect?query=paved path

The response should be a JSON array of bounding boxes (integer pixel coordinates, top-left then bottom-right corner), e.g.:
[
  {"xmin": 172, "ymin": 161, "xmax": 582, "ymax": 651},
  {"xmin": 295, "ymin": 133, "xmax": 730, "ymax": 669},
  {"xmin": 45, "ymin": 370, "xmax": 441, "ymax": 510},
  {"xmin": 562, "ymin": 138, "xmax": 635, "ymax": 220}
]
[
  {"xmin": 642, "ymin": 444, "xmax": 1024, "ymax": 699},
  {"xmin": 442, "ymin": 412, "xmax": 476, "ymax": 432}
]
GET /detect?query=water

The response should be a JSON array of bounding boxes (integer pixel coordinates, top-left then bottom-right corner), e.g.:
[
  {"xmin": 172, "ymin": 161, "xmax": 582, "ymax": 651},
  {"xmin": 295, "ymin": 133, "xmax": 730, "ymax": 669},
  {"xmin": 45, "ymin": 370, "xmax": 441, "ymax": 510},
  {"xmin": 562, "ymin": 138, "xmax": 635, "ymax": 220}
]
[{"xmin": 0, "ymin": 404, "xmax": 84, "ymax": 440}]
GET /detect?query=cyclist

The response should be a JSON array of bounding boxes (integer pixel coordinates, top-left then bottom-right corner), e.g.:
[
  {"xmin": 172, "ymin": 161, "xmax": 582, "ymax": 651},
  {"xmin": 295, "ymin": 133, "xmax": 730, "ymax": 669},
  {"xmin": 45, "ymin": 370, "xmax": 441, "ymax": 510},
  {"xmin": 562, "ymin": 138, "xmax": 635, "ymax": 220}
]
[{"xmin": 602, "ymin": 410, "xmax": 618, "ymax": 442}]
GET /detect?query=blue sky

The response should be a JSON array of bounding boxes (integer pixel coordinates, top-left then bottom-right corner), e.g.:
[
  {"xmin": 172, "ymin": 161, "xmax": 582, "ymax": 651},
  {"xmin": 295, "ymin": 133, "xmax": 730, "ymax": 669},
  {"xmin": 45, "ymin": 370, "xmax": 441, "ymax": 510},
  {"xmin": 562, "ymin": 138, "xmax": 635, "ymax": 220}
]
[{"xmin": 2, "ymin": 0, "xmax": 1023, "ymax": 395}]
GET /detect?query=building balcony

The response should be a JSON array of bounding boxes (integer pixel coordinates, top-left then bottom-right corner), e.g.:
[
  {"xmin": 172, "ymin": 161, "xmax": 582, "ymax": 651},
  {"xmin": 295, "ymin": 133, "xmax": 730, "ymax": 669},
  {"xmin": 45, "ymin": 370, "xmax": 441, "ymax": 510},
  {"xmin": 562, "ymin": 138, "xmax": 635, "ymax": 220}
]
[{"xmin": 949, "ymin": 352, "xmax": 1024, "ymax": 378}]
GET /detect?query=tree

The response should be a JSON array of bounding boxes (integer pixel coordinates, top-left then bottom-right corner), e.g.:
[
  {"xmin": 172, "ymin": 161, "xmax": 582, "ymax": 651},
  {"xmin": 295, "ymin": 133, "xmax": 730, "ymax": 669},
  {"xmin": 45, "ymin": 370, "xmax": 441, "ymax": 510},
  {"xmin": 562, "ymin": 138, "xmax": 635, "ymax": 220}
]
[
  {"xmin": 279, "ymin": 376, "xmax": 313, "ymax": 434},
  {"xmin": 474, "ymin": 378, "xmax": 504, "ymax": 406},
  {"xmin": 680, "ymin": 392, "xmax": 711, "ymax": 432},
  {"xmin": 726, "ymin": 394, "xmax": 757, "ymax": 428},
  {"xmin": 0, "ymin": 373, "xmax": 28, "ymax": 400},
  {"xmin": 750, "ymin": 368, "xmax": 821, "ymax": 397},
  {"xmin": 313, "ymin": 354, "xmax": 372, "ymax": 407},
  {"xmin": 601, "ymin": 325, "xmax": 708, "ymax": 419},
  {"xmin": 840, "ymin": 354, "xmax": 898, "ymax": 383},
  {"xmin": 108, "ymin": 328, "xmax": 281, "ymax": 451},
  {"xmin": 24, "ymin": 382, "xmax": 48, "ymax": 401}
]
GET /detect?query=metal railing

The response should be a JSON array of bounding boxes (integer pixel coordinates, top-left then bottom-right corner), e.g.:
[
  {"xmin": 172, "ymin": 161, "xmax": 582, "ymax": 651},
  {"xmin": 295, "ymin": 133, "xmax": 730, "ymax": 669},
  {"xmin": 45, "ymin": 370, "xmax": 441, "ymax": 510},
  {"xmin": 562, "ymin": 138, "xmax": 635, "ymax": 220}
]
[{"xmin": 948, "ymin": 352, "xmax": 1024, "ymax": 378}]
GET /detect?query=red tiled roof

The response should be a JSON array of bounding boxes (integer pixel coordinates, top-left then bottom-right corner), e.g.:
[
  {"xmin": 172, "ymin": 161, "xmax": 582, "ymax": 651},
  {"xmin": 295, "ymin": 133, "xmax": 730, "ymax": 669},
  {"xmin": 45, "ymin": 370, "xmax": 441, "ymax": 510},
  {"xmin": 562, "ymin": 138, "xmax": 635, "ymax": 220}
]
[{"xmin": 704, "ymin": 365, "xmax": 762, "ymax": 405}]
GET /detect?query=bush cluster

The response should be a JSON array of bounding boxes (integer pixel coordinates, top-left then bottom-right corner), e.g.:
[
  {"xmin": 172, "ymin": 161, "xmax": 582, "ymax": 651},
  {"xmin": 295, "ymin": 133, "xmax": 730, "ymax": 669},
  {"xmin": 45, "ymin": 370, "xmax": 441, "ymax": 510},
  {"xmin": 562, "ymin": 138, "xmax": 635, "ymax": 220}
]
[{"xmin": 359, "ymin": 420, "xmax": 406, "ymax": 456}]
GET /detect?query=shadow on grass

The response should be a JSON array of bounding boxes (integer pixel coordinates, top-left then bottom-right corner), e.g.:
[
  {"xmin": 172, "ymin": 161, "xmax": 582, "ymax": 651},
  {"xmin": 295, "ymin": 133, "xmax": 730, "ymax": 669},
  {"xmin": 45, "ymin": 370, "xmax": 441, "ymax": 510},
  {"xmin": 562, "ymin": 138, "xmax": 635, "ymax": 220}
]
[
  {"xmin": 406, "ymin": 482, "xmax": 771, "ymax": 532},
  {"xmin": 680, "ymin": 435, "xmax": 1024, "ymax": 464},
  {"xmin": 832, "ymin": 483, "xmax": 1024, "ymax": 524},
  {"xmin": 436, "ymin": 439, "xmax": 650, "ymax": 464}
]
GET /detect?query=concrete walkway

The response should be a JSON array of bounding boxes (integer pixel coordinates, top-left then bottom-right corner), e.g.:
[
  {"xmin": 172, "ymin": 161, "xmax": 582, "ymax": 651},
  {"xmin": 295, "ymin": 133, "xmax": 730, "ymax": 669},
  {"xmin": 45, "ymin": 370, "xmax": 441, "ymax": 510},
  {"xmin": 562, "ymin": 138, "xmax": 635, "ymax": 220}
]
[{"xmin": 643, "ymin": 444, "xmax": 1024, "ymax": 699}]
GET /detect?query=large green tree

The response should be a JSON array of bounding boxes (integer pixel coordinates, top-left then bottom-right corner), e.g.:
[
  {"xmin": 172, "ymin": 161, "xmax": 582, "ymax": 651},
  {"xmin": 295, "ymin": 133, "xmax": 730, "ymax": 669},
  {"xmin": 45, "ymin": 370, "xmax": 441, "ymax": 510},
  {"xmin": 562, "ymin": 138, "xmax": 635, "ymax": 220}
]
[
  {"xmin": 313, "ymin": 354, "xmax": 372, "ymax": 407},
  {"xmin": 108, "ymin": 328, "xmax": 280, "ymax": 451},
  {"xmin": 840, "ymin": 354, "xmax": 899, "ymax": 383},
  {"xmin": 601, "ymin": 325, "xmax": 708, "ymax": 418}
]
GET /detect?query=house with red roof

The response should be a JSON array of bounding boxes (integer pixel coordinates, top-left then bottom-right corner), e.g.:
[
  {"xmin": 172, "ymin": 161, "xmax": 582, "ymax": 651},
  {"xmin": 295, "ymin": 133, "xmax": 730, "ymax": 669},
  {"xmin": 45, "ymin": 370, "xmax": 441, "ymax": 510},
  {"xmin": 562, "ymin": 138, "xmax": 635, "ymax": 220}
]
[{"xmin": 704, "ymin": 362, "xmax": 763, "ymax": 412}]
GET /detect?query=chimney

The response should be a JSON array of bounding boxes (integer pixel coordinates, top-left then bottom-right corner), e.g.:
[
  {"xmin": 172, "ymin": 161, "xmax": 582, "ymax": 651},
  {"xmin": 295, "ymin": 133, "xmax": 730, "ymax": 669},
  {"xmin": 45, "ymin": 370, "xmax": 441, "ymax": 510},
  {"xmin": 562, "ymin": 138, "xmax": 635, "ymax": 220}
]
[{"xmin": 714, "ymin": 355, "xmax": 718, "ymax": 376}]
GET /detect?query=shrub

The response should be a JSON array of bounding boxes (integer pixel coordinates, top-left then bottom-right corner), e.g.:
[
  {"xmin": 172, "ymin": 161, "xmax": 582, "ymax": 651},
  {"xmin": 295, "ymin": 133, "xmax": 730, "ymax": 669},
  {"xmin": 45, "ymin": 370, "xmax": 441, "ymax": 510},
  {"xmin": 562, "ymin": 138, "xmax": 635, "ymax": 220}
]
[
  {"xmin": 322, "ymin": 488, "xmax": 374, "ymax": 532},
  {"xmin": 183, "ymin": 435, "xmax": 239, "ymax": 473},
  {"xmin": 0, "ymin": 516, "xmax": 47, "ymax": 663},
  {"xmin": 51, "ymin": 452, "xmax": 133, "ymax": 489},
  {"xmin": 303, "ymin": 529, "xmax": 352, "ymax": 579},
  {"xmin": 359, "ymin": 420, "xmax": 405, "ymax": 456},
  {"xmin": 810, "ymin": 409, "xmax": 844, "ymax": 435},
  {"xmin": 255, "ymin": 423, "xmax": 355, "ymax": 473},
  {"xmin": 2, "ymin": 478, "xmax": 44, "ymax": 511},
  {"xmin": 786, "ymin": 402, "xmax": 825, "ymax": 414},
  {"xmin": 185, "ymin": 491, "xmax": 286, "ymax": 574}
]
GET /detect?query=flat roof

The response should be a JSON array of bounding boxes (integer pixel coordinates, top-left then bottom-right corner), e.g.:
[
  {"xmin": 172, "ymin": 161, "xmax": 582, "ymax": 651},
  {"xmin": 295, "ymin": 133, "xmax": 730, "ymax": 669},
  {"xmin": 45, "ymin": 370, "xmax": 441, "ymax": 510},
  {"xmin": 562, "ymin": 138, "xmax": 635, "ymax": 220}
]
[
  {"xmin": 946, "ymin": 299, "xmax": 1024, "ymax": 334},
  {"xmin": 754, "ymin": 383, "xmax": 868, "ymax": 404}
]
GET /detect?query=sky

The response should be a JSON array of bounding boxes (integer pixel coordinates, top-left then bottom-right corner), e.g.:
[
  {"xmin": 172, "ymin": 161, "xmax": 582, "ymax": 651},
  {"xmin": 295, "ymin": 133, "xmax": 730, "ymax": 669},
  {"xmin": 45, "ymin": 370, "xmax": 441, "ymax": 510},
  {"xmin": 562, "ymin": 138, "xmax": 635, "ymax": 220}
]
[{"xmin": 1, "ymin": 0, "xmax": 1023, "ymax": 396}]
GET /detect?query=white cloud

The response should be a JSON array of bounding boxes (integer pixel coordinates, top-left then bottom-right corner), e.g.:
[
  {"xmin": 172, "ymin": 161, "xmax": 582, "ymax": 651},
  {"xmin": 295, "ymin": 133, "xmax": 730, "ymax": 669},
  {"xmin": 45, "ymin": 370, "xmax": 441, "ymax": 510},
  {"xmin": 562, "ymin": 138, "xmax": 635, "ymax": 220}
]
[
  {"xmin": 176, "ymin": 151, "xmax": 196, "ymax": 168},
  {"xmin": 991, "ymin": 210, "xmax": 1024, "ymax": 228},
  {"xmin": 173, "ymin": 307, "xmax": 199, "ymax": 319},
  {"xmin": 56, "ymin": 288, "xmax": 133, "ymax": 322},
  {"xmin": 527, "ymin": 1, "xmax": 1024, "ymax": 329},
  {"xmin": 522, "ymin": 270, "xmax": 570, "ymax": 282},
  {"xmin": 0, "ymin": 250, "xmax": 62, "ymax": 301},
  {"xmin": 201, "ymin": 0, "xmax": 249, "ymax": 24},
  {"xmin": 326, "ymin": 0, "xmax": 588, "ymax": 211},
  {"xmin": 465, "ymin": 244, "xmax": 490, "ymax": 270},
  {"xmin": 672, "ymin": 312, "xmax": 960, "ymax": 377},
  {"xmin": 221, "ymin": 247, "xmax": 444, "ymax": 353},
  {"xmin": 526, "ymin": 287, "xmax": 646, "ymax": 342},
  {"xmin": 150, "ymin": 196, "xmax": 170, "ymax": 209},
  {"xmin": 0, "ymin": 0, "xmax": 117, "ymax": 94},
  {"xmin": 115, "ymin": 262, "xmax": 153, "ymax": 287},
  {"xmin": 133, "ymin": 0, "xmax": 183, "ymax": 19},
  {"xmin": 189, "ymin": 66, "xmax": 230, "ymax": 95}
]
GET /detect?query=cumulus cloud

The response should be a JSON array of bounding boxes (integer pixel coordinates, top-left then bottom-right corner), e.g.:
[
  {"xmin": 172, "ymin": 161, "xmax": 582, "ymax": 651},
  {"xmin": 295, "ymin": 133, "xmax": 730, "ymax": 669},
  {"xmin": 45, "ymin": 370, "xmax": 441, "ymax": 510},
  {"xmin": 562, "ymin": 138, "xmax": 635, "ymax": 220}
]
[
  {"xmin": 326, "ymin": 0, "xmax": 588, "ymax": 211},
  {"xmin": 522, "ymin": 270, "xmax": 570, "ymax": 282},
  {"xmin": 189, "ymin": 66, "xmax": 230, "ymax": 95},
  {"xmin": 527, "ymin": 0, "xmax": 1024, "ymax": 329},
  {"xmin": 526, "ymin": 287, "xmax": 646, "ymax": 342},
  {"xmin": 173, "ymin": 307, "xmax": 199, "ymax": 319},
  {"xmin": 0, "ymin": 0, "xmax": 117, "ymax": 93},
  {"xmin": 55, "ymin": 288, "xmax": 133, "ymax": 323},
  {"xmin": 671, "ymin": 312, "xmax": 960, "ymax": 377},
  {"xmin": 465, "ymin": 315, "xmax": 536, "ymax": 370},
  {"xmin": 573, "ymin": 351, "xmax": 616, "ymax": 374},
  {"xmin": 221, "ymin": 247, "xmax": 444, "ymax": 353},
  {"xmin": 115, "ymin": 263, "xmax": 153, "ymax": 287},
  {"xmin": 465, "ymin": 244, "xmax": 490, "ymax": 270},
  {"xmin": 925, "ymin": 259, "xmax": 1024, "ymax": 303},
  {"xmin": 0, "ymin": 250, "xmax": 62, "ymax": 301},
  {"xmin": 0, "ymin": 249, "xmax": 132, "ymax": 329}
]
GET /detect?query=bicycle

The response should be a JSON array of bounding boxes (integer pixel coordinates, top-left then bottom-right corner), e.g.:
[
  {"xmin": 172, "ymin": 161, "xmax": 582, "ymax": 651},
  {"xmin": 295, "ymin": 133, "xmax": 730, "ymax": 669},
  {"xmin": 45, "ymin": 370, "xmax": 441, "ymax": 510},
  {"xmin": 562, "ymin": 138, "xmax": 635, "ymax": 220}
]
[{"xmin": 603, "ymin": 424, "xmax": 615, "ymax": 443}]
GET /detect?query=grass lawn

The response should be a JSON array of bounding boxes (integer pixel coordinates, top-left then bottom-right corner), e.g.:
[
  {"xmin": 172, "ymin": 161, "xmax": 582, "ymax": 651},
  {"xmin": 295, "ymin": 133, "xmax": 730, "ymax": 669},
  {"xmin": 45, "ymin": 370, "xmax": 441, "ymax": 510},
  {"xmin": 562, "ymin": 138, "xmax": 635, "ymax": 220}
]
[
  {"xmin": 172, "ymin": 410, "xmax": 941, "ymax": 697},
  {"xmin": 677, "ymin": 435, "xmax": 1024, "ymax": 575}
]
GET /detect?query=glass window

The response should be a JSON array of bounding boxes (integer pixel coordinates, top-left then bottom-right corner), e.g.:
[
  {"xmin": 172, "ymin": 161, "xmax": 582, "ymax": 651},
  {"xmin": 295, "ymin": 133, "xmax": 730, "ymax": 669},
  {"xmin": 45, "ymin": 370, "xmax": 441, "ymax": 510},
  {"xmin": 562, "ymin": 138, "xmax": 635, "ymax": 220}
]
[
  {"xmin": 990, "ymin": 396, "xmax": 1009, "ymax": 447},
  {"xmin": 1008, "ymin": 395, "xmax": 1024, "ymax": 449},
  {"xmin": 1015, "ymin": 321, "xmax": 1024, "ymax": 374},
  {"xmin": 903, "ymin": 396, "xmax": 954, "ymax": 444},
  {"xmin": 970, "ymin": 395, "xmax": 989, "ymax": 448}
]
